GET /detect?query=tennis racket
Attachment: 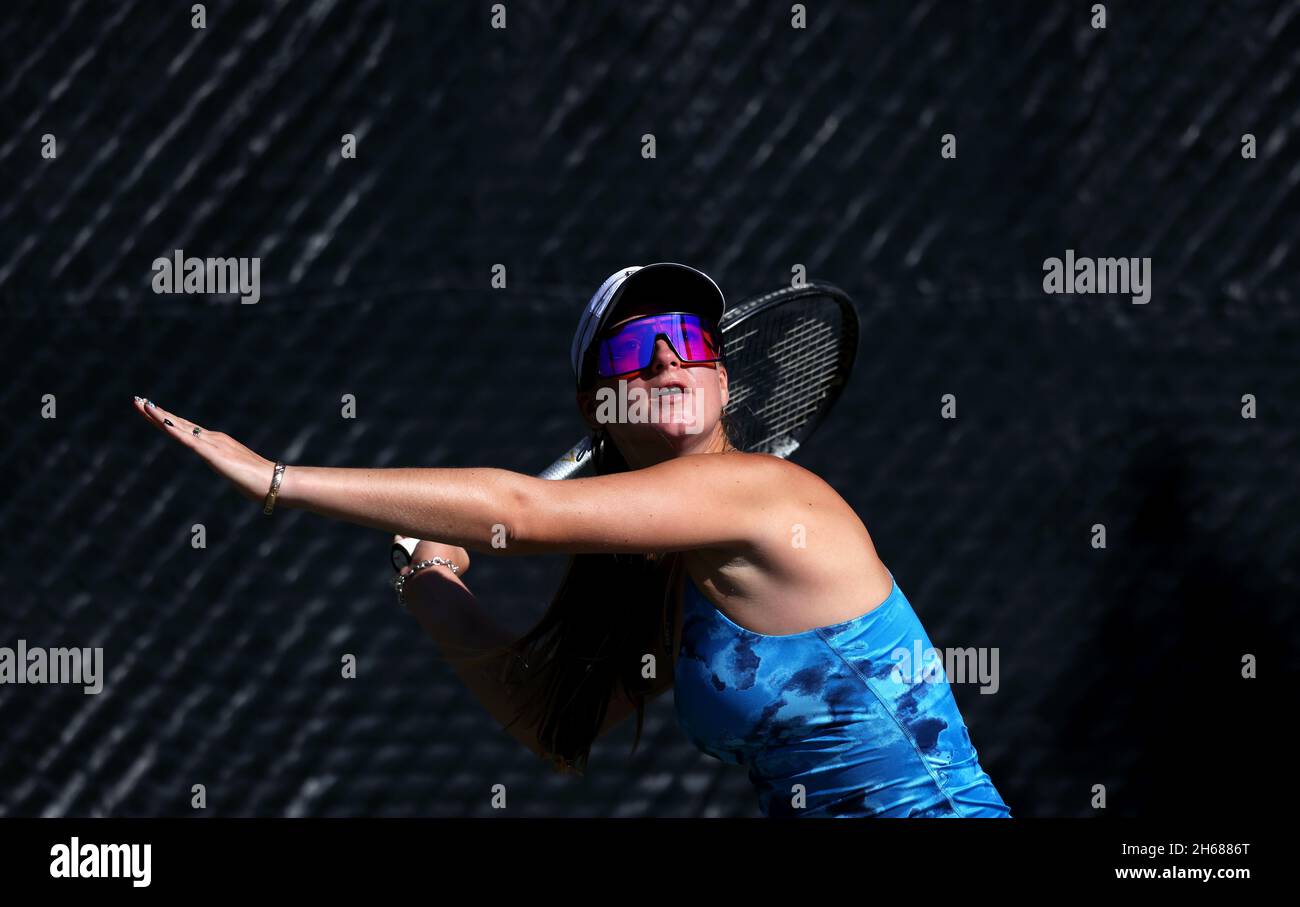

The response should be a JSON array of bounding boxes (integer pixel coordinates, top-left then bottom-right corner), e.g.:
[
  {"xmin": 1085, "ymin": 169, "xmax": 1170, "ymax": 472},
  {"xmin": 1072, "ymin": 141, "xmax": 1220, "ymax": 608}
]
[{"xmin": 393, "ymin": 279, "xmax": 860, "ymax": 570}]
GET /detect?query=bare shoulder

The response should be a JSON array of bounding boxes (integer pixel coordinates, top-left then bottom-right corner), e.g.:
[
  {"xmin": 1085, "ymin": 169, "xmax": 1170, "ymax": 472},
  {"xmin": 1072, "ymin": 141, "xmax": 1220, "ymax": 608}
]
[
  {"xmin": 668, "ymin": 451, "xmax": 855, "ymax": 520},
  {"xmin": 676, "ymin": 452, "xmax": 886, "ymax": 624},
  {"xmin": 735, "ymin": 454, "xmax": 873, "ymax": 560},
  {"xmin": 736, "ymin": 452, "xmax": 852, "ymax": 504},
  {"xmin": 626, "ymin": 448, "xmax": 811, "ymax": 493},
  {"xmin": 705, "ymin": 449, "xmax": 825, "ymax": 481}
]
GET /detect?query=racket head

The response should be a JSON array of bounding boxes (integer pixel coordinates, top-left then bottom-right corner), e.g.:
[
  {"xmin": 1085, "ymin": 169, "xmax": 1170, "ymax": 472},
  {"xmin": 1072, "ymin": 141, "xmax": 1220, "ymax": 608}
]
[{"xmin": 715, "ymin": 280, "xmax": 860, "ymax": 459}]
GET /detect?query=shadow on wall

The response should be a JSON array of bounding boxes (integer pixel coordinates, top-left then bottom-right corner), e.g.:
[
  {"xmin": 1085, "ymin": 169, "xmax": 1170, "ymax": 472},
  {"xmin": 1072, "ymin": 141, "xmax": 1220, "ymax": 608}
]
[{"xmin": 1053, "ymin": 431, "xmax": 1286, "ymax": 818}]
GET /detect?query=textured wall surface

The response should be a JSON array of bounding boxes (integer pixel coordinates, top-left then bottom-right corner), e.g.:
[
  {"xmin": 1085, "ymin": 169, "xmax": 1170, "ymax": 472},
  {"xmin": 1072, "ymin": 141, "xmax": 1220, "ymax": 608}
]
[{"xmin": 1, "ymin": 0, "xmax": 1296, "ymax": 817}]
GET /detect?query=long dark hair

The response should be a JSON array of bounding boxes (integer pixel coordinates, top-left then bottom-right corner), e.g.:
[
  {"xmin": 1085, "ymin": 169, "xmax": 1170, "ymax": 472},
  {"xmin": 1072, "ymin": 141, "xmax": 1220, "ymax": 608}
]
[
  {"xmin": 472, "ymin": 397, "xmax": 738, "ymax": 776},
  {"xmin": 498, "ymin": 427, "xmax": 681, "ymax": 775}
]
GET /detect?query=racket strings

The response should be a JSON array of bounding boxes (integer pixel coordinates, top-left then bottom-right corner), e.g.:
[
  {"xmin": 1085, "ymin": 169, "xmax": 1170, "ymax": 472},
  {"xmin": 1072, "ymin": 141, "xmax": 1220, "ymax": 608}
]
[{"xmin": 723, "ymin": 297, "xmax": 848, "ymax": 455}]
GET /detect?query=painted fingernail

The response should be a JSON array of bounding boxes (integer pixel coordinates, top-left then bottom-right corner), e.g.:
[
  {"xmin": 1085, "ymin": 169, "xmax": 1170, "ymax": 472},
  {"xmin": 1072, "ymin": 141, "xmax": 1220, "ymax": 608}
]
[
  {"xmin": 146, "ymin": 400, "xmax": 155, "ymax": 408},
  {"xmin": 133, "ymin": 396, "xmax": 142, "ymax": 403},
  {"xmin": 164, "ymin": 418, "xmax": 174, "ymax": 426}
]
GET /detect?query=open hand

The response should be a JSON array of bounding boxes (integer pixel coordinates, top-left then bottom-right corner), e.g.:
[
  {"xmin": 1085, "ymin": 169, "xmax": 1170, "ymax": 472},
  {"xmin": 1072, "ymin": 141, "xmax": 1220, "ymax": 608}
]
[{"xmin": 132, "ymin": 397, "xmax": 277, "ymax": 504}]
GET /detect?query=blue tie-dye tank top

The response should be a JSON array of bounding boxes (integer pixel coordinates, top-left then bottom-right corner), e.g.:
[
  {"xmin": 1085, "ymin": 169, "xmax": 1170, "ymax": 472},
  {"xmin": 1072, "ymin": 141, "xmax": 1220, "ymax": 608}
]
[{"xmin": 673, "ymin": 570, "xmax": 1012, "ymax": 818}]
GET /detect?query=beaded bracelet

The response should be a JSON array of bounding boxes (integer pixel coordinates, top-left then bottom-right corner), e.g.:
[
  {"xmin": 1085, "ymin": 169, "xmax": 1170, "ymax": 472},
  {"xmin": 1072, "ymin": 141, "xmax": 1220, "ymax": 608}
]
[{"xmin": 392, "ymin": 557, "xmax": 460, "ymax": 608}]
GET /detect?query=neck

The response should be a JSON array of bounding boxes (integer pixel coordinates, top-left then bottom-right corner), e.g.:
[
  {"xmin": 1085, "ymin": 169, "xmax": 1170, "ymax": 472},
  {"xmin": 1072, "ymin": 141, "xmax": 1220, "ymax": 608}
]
[{"xmin": 619, "ymin": 421, "xmax": 736, "ymax": 471}]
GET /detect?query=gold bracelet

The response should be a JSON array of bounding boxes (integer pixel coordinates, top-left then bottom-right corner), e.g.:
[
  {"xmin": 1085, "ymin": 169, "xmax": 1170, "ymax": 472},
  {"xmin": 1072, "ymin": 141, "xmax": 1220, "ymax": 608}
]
[{"xmin": 262, "ymin": 462, "xmax": 287, "ymax": 515}]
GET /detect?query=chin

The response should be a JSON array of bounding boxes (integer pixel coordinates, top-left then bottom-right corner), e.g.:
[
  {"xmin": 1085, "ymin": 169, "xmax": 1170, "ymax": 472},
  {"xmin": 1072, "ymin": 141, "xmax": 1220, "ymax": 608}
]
[
  {"xmin": 653, "ymin": 422, "xmax": 699, "ymax": 441},
  {"xmin": 652, "ymin": 413, "xmax": 716, "ymax": 442},
  {"xmin": 657, "ymin": 396, "xmax": 717, "ymax": 437},
  {"xmin": 612, "ymin": 419, "xmax": 700, "ymax": 451}
]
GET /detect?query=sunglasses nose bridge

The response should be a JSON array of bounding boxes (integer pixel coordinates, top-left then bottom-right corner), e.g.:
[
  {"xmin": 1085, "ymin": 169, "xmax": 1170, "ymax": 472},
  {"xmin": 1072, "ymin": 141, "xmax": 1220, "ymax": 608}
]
[
  {"xmin": 650, "ymin": 327, "xmax": 718, "ymax": 371},
  {"xmin": 627, "ymin": 334, "xmax": 684, "ymax": 378},
  {"xmin": 652, "ymin": 332, "xmax": 681, "ymax": 362}
]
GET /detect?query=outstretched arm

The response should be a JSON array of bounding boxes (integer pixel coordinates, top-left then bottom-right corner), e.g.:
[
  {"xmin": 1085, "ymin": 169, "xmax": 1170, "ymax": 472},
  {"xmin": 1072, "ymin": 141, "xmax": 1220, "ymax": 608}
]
[
  {"xmin": 279, "ymin": 457, "xmax": 769, "ymax": 555},
  {"xmin": 132, "ymin": 398, "xmax": 786, "ymax": 556}
]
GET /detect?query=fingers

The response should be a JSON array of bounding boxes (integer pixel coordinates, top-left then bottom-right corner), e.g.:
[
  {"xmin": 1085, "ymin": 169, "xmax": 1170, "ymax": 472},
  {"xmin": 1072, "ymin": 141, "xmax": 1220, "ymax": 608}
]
[
  {"xmin": 132, "ymin": 397, "xmax": 176, "ymax": 439},
  {"xmin": 133, "ymin": 397, "xmax": 210, "ymax": 444},
  {"xmin": 394, "ymin": 536, "xmax": 412, "ymax": 577},
  {"xmin": 143, "ymin": 400, "xmax": 201, "ymax": 434}
]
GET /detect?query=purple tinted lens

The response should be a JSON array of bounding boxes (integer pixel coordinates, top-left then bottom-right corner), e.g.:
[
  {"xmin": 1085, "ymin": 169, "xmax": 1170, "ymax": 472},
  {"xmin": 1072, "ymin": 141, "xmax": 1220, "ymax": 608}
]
[
  {"xmin": 677, "ymin": 318, "xmax": 718, "ymax": 360},
  {"xmin": 601, "ymin": 331, "xmax": 646, "ymax": 376},
  {"xmin": 595, "ymin": 312, "xmax": 720, "ymax": 377}
]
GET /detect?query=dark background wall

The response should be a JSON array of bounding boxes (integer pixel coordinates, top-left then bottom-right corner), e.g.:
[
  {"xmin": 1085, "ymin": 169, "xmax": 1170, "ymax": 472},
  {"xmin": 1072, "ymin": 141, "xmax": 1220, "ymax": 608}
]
[{"xmin": 1, "ymin": 0, "xmax": 1295, "ymax": 817}]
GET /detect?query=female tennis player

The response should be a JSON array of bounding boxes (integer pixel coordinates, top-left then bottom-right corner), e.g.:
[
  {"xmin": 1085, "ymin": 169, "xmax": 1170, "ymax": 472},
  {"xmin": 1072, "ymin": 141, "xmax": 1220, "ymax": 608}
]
[{"xmin": 131, "ymin": 262, "xmax": 1011, "ymax": 819}]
